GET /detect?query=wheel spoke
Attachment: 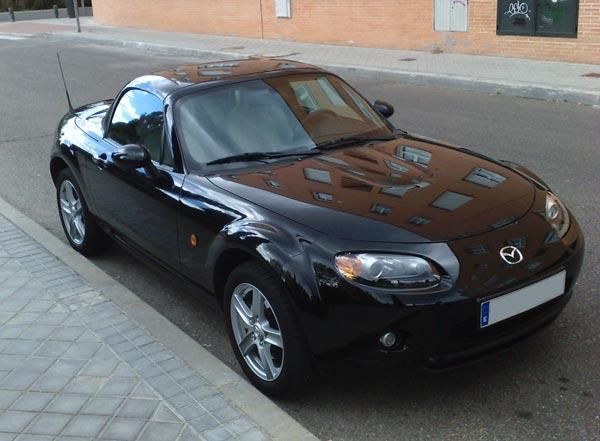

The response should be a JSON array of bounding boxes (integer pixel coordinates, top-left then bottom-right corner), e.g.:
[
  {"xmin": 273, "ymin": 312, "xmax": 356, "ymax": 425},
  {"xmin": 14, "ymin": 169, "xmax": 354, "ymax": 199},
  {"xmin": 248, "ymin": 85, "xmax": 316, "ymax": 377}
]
[
  {"xmin": 251, "ymin": 290, "xmax": 264, "ymax": 320},
  {"xmin": 232, "ymin": 294, "xmax": 253, "ymax": 327},
  {"xmin": 73, "ymin": 217, "xmax": 85, "ymax": 239},
  {"xmin": 238, "ymin": 331, "xmax": 255, "ymax": 356},
  {"xmin": 258, "ymin": 344, "xmax": 274, "ymax": 380},
  {"xmin": 73, "ymin": 199, "xmax": 82, "ymax": 214},
  {"xmin": 262, "ymin": 323, "xmax": 283, "ymax": 348},
  {"xmin": 60, "ymin": 198, "xmax": 71, "ymax": 214},
  {"xmin": 65, "ymin": 182, "xmax": 76, "ymax": 204}
]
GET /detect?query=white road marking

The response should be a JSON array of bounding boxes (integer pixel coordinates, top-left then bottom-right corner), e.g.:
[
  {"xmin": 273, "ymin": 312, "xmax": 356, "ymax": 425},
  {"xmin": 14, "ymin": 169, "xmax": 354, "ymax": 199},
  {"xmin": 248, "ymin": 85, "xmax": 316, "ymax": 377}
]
[{"xmin": 0, "ymin": 34, "xmax": 28, "ymax": 41}]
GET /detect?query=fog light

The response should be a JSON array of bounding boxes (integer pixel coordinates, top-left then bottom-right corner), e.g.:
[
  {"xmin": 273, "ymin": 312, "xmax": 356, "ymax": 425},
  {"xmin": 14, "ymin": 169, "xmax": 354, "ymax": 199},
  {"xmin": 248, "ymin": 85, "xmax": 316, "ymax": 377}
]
[{"xmin": 379, "ymin": 332, "xmax": 397, "ymax": 348}]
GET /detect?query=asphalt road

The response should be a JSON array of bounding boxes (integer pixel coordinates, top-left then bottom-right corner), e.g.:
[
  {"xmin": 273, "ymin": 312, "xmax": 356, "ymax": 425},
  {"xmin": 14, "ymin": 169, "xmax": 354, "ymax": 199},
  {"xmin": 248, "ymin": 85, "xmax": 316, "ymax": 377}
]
[{"xmin": 0, "ymin": 36, "xmax": 599, "ymax": 441}]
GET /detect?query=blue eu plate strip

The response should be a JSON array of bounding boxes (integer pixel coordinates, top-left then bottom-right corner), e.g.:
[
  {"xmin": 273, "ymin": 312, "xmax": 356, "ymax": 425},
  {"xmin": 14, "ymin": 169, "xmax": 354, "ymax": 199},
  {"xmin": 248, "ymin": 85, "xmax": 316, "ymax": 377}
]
[{"xmin": 480, "ymin": 301, "xmax": 490, "ymax": 328}]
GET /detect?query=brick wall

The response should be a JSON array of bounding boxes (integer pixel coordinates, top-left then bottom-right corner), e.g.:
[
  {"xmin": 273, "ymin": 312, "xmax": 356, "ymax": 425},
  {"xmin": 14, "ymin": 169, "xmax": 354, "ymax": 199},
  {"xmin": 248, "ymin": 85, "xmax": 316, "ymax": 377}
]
[{"xmin": 92, "ymin": 0, "xmax": 600, "ymax": 64}]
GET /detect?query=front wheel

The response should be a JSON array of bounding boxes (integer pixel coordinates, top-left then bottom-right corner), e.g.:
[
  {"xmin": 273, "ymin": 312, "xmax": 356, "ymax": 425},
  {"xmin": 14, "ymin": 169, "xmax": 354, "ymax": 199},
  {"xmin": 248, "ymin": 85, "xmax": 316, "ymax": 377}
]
[
  {"xmin": 224, "ymin": 261, "xmax": 312, "ymax": 397},
  {"xmin": 56, "ymin": 168, "xmax": 111, "ymax": 256}
]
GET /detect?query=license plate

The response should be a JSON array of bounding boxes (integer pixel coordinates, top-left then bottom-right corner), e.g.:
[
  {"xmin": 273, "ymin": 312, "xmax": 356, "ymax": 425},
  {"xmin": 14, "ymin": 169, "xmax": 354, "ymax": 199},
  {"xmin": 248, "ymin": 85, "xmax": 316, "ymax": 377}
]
[{"xmin": 480, "ymin": 270, "xmax": 566, "ymax": 328}]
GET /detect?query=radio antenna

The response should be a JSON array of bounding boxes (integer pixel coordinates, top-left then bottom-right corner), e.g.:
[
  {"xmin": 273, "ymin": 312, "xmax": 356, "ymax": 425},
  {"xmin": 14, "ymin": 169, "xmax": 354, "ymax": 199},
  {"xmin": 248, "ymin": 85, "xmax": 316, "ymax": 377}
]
[{"xmin": 56, "ymin": 53, "xmax": 74, "ymax": 113}]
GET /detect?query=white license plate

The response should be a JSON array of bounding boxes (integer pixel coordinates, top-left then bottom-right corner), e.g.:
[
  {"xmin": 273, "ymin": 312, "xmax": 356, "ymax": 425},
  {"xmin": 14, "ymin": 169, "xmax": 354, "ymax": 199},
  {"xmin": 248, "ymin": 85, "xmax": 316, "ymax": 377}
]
[{"xmin": 480, "ymin": 270, "xmax": 566, "ymax": 328}]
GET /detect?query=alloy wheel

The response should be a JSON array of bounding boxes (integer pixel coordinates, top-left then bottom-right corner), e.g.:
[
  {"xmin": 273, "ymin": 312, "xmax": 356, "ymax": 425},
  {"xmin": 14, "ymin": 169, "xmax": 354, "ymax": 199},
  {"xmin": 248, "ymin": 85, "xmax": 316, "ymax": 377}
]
[
  {"xmin": 230, "ymin": 283, "xmax": 284, "ymax": 381},
  {"xmin": 59, "ymin": 180, "xmax": 86, "ymax": 246}
]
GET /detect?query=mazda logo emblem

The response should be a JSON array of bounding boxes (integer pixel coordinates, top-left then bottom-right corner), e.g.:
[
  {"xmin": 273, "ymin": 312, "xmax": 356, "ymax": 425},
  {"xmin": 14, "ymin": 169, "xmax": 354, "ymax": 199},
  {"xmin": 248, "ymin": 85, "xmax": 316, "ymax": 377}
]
[{"xmin": 499, "ymin": 246, "xmax": 524, "ymax": 265}]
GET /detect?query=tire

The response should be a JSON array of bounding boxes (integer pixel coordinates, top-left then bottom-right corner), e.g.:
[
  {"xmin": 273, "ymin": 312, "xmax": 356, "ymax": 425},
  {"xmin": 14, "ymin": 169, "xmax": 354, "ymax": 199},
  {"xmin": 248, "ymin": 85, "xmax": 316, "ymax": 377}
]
[
  {"xmin": 224, "ymin": 261, "xmax": 312, "ymax": 397},
  {"xmin": 56, "ymin": 168, "xmax": 111, "ymax": 256}
]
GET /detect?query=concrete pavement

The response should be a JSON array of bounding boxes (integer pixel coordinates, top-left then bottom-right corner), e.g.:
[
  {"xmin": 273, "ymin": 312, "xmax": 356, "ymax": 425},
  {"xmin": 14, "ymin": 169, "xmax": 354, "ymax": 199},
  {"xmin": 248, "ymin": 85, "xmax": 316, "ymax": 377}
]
[
  {"xmin": 0, "ymin": 196, "xmax": 318, "ymax": 441},
  {"xmin": 1, "ymin": 17, "xmax": 599, "ymax": 106}
]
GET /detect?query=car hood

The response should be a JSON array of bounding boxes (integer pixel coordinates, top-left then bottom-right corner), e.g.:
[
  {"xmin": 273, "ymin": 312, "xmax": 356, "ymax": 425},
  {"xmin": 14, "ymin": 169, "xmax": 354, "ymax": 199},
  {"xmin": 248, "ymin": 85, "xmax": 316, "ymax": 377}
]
[{"xmin": 207, "ymin": 136, "xmax": 535, "ymax": 243}]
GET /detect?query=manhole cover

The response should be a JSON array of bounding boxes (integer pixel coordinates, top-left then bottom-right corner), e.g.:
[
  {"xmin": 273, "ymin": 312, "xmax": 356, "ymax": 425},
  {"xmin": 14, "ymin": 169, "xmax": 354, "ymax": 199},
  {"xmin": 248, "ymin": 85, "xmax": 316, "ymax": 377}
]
[{"xmin": 582, "ymin": 72, "xmax": 600, "ymax": 78}]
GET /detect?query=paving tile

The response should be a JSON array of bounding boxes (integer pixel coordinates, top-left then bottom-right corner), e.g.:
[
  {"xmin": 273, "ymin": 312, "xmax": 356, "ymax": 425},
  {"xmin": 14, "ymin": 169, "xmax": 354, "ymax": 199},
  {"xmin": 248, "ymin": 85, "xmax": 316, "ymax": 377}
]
[
  {"xmin": 9, "ymin": 392, "xmax": 54, "ymax": 412},
  {"xmin": 12, "ymin": 435, "xmax": 52, "ymax": 441},
  {"xmin": 0, "ymin": 371, "xmax": 41, "ymax": 391},
  {"xmin": 0, "ymin": 389, "xmax": 21, "ymax": 410},
  {"xmin": 62, "ymin": 414, "xmax": 109, "ymax": 438},
  {"xmin": 117, "ymin": 398, "xmax": 158, "ymax": 419},
  {"xmin": 45, "ymin": 394, "xmax": 89, "ymax": 414},
  {"xmin": 34, "ymin": 340, "xmax": 71, "ymax": 358},
  {"xmin": 16, "ymin": 357, "xmax": 54, "ymax": 374},
  {"xmin": 0, "ymin": 433, "xmax": 16, "ymax": 441},
  {"xmin": 97, "ymin": 377, "xmax": 137, "ymax": 396},
  {"xmin": 2, "ymin": 339, "xmax": 42, "ymax": 356},
  {"xmin": 50, "ymin": 326, "xmax": 85, "ymax": 342},
  {"xmin": 131, "ymin": 382, "xmax": 157, "ymax": 400},
  {"xmin": 81, "ymin": 396, "xmax": 123, "ymax": 415},
  {"xmin": 19, "ymin": 324, "xmax": 58, "ymax": 340},
  {"xmin": 0, "ymin": 411, "xmax": 37, "ymax": 433},
  {"xmin": 35, "ymin": 313, "xmax": 68, "ymax": 326},
  {"xmin": 62, "ymin": 342, "xmax": 101, "ymax": 359},
  {"xmin": 48, "ymin": 359, "xmax": 86, "ymax": 377},
  {"xmin": 7, "ymin": 313, "xmax": 40, "ymax": 326},
  {"xmin": 152, "ymin": 403, "xmax": 181, "ymax": 423},
  {"xmin": 199, "ymin": 396, "xmax": 228, "ymax": 412},
  {"xmin": 64, "ymin": 376, "xmax": 106, "ymax": 395},
  {"xmin": 212, "ymin": 405, "xmax": 241, "ymax": 423},
  {"xmin": 189, "ymin": 414, "xmax": 219, "ymax": 432},
  {"xmin": 22, "ymin": 300, "xmax": 55, "ymax": 313},
  {"xmin": 99, "ymin": 417, "xmax": 146, "ymax": 440},
  {"xmin": 177, "ymin": 426, "xmax": 203, "ymax": 441},
  {"xmin": 237, "ymin": 427, "xmax": 268, "ymax": 441},
  {"xmin": 112, "ymin": 364, "xmax": 137, "ymax": 378},
  {"xmin": 169, "ymin": 392, "xmax": 195, "ymax": 409},
  {"xmin": 30, "ymin": 373, "xmax": 72, "ymax": 393},
  {"xmin": 138, "ymin": 421, "xmax": 183, "ymax": 441},
  {"xmin": 81, "ymin": 356, "xmax": 118, "ymax": 377},
  {"xmin": 0, "ymin": 355, "xmax": 26, "ymax": 371},
  {"xmin": 176, "ymin": 404, "xmax": 207, "ymax": 421},
  {"xmin": 26, "ymin": 413, "xmax": 72, "ymax": 436},
  {"xmin": 202, "ymin": 426, "xmax": 235, "ymax": 441},
  {"xmin": 0, "ymin": 325, "xmax": 27, "ymax": 339},
  {"xmin": 224, "ymin": 417, "xmax": 255, "ymax": 435}
]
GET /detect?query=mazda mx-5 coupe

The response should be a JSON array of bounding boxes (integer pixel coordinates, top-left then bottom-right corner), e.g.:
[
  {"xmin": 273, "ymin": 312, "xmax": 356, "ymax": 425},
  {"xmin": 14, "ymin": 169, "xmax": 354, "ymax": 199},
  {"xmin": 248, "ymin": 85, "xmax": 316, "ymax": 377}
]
[{"xmin": 50, "ymin": 59, "xmax": 584, "ymax": 396}]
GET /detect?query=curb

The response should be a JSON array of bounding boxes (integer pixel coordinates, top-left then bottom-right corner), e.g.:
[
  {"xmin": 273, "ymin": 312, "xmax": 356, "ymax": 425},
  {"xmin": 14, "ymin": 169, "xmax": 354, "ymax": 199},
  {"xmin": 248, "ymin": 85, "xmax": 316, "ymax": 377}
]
[
  {"xmin": 43, "ymin": 32, "xmax": 600, "ymax": 107},
  {"xmin": 0, "ymin": 195, "xmax": 319, "ymax": 441}
]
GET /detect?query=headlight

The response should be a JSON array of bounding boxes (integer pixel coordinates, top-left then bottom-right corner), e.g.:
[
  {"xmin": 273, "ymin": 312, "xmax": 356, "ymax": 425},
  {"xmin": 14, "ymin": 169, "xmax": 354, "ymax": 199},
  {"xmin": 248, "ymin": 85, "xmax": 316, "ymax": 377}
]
[
  {"xmin": 545, "ymin": 192, "xmax": 570, "ymax": 238},
  {"xmin": 334, "ymin": 253, "xmax": 440, "ymax": 289}
]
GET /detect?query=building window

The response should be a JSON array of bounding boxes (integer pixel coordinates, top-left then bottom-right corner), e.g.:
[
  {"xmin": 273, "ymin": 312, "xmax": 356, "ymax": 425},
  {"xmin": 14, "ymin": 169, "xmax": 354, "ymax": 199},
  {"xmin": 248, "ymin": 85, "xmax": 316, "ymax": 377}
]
[
  {"xmin": 275, "ymin": 0, "xmax": 292, "ymax": 18},
  {"xmin": 370, "ymin": 204, "xmax": 392, "ymax": 216},
  {"xmin": 304, "ymin": 168, "xmax": 331, "ymax": 184},
  {"xmin": 431, "ymin": 191, "xmax": 472, "ymax": 211},
  {"xmin": 394, "ymin": 146, "xmax": 432, "ymax": 167},
  {"xmin": 465, "ymin": 167, "xmax": 506, "ymax": 188},
  {"xmin": 497, "ymin": 0, "xmax": 579, "ymax": 37},
  {"xmin": 313, "ymin": 192, "xmax": 333, "ymax": 202}
]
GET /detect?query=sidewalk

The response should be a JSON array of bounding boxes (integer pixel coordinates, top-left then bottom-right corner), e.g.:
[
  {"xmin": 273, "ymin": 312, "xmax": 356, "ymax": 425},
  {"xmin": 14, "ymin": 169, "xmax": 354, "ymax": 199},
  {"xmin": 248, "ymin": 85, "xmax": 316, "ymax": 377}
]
[
  {"xmin": 0, "ymin": 197, "xmax": 318, "ymax": 441},
  {"xmin": 1, "ymin": 17, "xmax": 599, "ymax": 106}
]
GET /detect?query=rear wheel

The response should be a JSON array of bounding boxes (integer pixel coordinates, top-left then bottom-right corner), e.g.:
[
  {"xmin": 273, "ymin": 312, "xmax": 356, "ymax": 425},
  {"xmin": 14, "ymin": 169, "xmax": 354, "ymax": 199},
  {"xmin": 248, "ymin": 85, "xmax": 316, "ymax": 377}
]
[
  {"xmin": 224, "ymin": 261, "xmax": 312, "ymax": 397},
  {"xmin": 56, "ymin": 168, "xmax": 111, "ymax": 255}
]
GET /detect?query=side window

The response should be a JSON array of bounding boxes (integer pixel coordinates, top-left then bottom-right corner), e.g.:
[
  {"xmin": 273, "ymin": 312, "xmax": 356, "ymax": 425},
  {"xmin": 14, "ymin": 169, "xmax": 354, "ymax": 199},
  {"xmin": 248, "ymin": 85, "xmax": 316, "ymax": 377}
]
[{"xmin": 108, "ymin": 89, "xmax": 165, "ymax": 163}]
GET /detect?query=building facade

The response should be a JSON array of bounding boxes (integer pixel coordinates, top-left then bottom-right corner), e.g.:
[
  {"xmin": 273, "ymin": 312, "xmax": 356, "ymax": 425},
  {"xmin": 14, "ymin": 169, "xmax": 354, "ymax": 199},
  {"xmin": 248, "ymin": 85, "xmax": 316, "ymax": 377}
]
[{"xmin": 92, "ymin": 0, "xmax": 600, "ymax": 64}]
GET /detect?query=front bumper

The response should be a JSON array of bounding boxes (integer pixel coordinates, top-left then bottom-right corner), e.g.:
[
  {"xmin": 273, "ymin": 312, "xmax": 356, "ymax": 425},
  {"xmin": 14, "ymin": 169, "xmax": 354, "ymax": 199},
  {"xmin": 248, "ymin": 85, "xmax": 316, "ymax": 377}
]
[{"xmin": 308, "ymin": 218, "xmax": 584, "ymax": 368}]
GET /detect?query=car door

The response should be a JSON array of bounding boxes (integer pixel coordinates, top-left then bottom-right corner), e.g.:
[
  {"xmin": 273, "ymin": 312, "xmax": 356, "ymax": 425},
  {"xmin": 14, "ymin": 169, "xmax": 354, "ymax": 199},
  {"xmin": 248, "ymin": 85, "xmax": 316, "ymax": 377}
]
[{"xmin": 84, "ymin": 88, "xmax": 184, "ymax": 270}]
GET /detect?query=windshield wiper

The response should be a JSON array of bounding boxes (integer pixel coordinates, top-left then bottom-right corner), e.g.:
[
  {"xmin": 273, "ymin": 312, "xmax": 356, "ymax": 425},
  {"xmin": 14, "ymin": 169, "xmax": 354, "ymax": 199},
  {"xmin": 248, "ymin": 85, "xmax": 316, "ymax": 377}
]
[
  {"xmin": 315, "ymin": 135, "xmax": 396, "ymax": 150},
  {"xmin": 206, "ymin": 149, "xmax": 320, "ymax": 166}
]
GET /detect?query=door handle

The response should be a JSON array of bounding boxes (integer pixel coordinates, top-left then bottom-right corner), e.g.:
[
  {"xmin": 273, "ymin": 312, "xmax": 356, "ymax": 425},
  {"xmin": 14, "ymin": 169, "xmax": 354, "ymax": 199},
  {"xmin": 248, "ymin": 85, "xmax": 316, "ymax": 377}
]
[{"xmin": 93, "ymin": 153, "xmax": 108, "ymax": 169}]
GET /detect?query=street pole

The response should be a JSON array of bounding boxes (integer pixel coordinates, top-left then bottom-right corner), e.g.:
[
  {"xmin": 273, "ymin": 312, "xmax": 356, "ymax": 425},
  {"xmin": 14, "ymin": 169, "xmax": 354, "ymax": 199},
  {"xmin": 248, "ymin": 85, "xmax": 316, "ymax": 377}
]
[{"xmin": 73, "ymin": 0, "xmax": 81, "ymax": 33}]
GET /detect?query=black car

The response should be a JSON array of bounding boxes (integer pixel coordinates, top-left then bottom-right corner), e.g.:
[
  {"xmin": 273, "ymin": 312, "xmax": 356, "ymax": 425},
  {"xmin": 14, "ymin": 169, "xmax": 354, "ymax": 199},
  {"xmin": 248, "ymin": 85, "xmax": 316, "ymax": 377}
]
[{"xmin": 50, "ymin": 59, "xmax": 584, "ymax": 396}]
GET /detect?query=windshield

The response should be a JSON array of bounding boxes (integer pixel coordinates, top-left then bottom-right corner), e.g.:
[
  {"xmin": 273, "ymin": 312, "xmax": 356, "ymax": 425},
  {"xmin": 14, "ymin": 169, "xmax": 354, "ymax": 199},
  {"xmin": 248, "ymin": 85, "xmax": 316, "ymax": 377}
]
[{"xmin": 175, "ymin": 73, "xmax": 392, "ymax": 168}]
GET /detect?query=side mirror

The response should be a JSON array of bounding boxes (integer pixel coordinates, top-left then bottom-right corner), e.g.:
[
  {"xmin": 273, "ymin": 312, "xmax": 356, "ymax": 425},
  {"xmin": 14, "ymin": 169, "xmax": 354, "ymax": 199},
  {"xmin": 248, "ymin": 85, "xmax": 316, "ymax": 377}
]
[
  {"xmin": 373, "ymin": 100, "xmax": 395, "ymax": 118},
  {"xmin": 112, "ymin": 144, "xmax": 150, "ymax": 170}
]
